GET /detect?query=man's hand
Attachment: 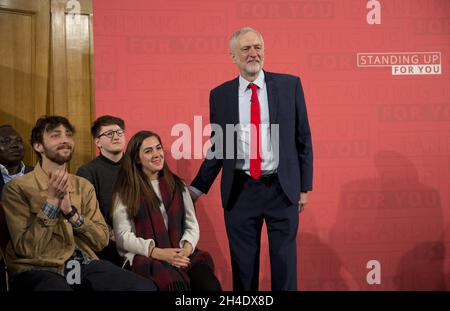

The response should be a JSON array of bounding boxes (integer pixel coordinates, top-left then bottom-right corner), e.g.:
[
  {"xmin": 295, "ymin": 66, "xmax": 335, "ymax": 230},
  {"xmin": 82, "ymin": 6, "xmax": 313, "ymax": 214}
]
[
  {"xmin": 151, "ymin": 247, "xmax": 190, "ymax": 268},
  {"xmin": 109, "ymin": 225, "xmax": 116, "ymax": 242},
  {"xmin": 60, "ymin": 190, "xmax": 72, "ymax": 214},
  {"xmin": 189, "ymin": 189, "xmax": 200, "ymax": 204},
  {"xmin": 179, "ymin": 241, "xmax": 193, "ymax": 258},
  {"xmin": 47, "ymin": 169, "xmax": 69, "ymax": 206},
  {"xmin": 298, "ymin": 192, "xmax": 308, "ymax": 213}
]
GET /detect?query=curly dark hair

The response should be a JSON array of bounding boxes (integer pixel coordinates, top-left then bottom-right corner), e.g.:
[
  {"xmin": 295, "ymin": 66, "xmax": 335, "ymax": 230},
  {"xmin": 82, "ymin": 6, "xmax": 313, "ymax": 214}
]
[{"xmin": 30, "ymin": 115, "xmax": 75, "ymax": 158}]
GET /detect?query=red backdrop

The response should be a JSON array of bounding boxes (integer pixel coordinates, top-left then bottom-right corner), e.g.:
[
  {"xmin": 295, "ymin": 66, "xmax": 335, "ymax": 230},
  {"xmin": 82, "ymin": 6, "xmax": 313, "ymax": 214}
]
[{"xmin": 93, "ymin": 0, "xmax": 450, "ymax": 290}]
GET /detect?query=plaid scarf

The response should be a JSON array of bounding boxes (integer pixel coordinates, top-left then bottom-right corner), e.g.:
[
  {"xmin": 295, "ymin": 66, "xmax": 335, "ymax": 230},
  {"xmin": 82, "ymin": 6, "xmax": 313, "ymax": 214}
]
[{"xmin": 132, "ymin": 176, "xmax": 214, "ymax": 291}]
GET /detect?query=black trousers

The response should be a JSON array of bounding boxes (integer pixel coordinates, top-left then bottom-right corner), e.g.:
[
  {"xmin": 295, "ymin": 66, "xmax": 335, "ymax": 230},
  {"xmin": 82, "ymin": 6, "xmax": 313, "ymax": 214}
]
[
  {"xmin": 224, "ymin": 171, "xmax": 299, "ymax": 291},
  {"xmin": 96, "ymin": 240, "xmax": 124, "ymax": 267},
  {"xmin": 10, "ymin": 260, "xmax": 157, "ymax": 291},
  {"xmin": 188, "ymin": 263, "xmax": 222, "ymax": 291}
]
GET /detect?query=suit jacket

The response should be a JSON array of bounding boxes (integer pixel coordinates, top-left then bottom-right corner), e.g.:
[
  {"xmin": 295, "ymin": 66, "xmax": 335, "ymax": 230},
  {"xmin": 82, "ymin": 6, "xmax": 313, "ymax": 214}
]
[
  {"xmin": 192, "ymin": 71, "xmax": 313, "ymax": 209},
  {"xmin": 0, "ymin": 165, "xmax": 33, "ymax": 200},
  {"xmin": 0, "ymin": 165, "xmax": 33, "ymax": 254}
]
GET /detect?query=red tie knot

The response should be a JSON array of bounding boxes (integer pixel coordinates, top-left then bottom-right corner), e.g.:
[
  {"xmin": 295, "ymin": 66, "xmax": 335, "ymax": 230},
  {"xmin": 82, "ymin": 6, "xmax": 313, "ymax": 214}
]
[{"xmin": 248, "ymin": 83, "xmax": 258, "ymax": 92}]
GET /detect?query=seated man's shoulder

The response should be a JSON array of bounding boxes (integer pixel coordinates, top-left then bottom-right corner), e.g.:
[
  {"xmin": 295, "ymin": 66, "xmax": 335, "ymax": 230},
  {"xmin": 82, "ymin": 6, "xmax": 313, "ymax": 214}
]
[
  {"xmin": 76, "ymin": 158, "xmax": 98, "ymax": 173},
  {"xmin": 70, "ymin": 173, "xmax": 95, "ymax": 192},
  {"xmin": 6, "ymin": 170, "xmax": 35, "ymax": 189},
  {"xmin": 2, "ymin": 172, "xmax": 41, "ymax": 203},
  {"xmin": 76, "ymin": 157, "xmax": 106, "ymax": 183}
]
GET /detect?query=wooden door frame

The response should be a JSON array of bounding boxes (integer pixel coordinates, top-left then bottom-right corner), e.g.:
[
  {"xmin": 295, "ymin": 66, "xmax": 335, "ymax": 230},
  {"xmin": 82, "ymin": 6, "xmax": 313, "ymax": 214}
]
[{"xmin": 50, "ymin": 0, "xmax": 95, "ymax": 171}]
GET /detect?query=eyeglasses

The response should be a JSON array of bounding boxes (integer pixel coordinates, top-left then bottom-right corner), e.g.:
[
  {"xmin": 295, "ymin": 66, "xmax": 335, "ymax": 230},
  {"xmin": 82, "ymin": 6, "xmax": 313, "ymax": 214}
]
[{"xmin": 98, "ymin": 129, "xmax": 125, "ymax": 139}]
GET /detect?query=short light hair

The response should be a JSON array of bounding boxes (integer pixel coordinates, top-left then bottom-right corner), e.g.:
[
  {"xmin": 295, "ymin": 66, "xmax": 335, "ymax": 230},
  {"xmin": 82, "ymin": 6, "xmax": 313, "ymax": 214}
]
[{"xmin": 229, "ymin": 27, "xmax": 264, "ymax": 52}]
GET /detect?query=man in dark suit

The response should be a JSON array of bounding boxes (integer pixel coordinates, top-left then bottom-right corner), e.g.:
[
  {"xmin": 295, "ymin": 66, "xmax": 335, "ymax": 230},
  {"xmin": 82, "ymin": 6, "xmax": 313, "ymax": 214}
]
[
  {"xmin": 0, "ymin": 125, "xmax": 33, "ymax": 291},
  {"xmin": 190, "ymin": 27, "xmax": 313, "ymax": 290},
  {"xmin": 0, "ymin": 125, "xmax": 33, "ymax": 199}
]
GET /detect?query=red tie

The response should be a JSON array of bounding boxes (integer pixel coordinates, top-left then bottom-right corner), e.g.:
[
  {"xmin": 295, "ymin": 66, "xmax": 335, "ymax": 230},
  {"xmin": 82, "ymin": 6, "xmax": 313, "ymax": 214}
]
[{"xmin": 248, "ymin": 83, "xmax": 261, "ymax": 180}]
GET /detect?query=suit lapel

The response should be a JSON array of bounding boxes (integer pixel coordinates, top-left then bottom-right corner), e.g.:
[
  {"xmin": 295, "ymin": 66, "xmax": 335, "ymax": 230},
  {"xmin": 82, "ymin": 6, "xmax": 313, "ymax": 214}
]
[
  {"xmin": 225, "ymin": 77, "xmax": 240, "ymax": 163},
  {"xmin": 227, "ymin": 77, "xmax": 240, "ymax": 124},
  {"xmin": 0, "ymin": 175, "xmax": 4, "ymax": 196},
  {"xmin": 265, "ymin": 71, "xmax": 279, "ymax": 124}
]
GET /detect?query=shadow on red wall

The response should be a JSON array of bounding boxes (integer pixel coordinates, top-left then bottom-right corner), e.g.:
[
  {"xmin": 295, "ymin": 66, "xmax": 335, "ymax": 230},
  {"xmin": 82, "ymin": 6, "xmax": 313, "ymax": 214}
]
[{"xmin": 330, "ymin": 150, "xmax": 446, "ymax": 290}]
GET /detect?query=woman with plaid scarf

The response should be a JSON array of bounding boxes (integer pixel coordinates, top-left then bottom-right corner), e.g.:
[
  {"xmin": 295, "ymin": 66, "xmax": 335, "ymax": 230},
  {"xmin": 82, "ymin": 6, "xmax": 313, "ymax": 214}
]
[{"xmin": 111, "ymin": 130, "xmax": 222, "ymax": 291}]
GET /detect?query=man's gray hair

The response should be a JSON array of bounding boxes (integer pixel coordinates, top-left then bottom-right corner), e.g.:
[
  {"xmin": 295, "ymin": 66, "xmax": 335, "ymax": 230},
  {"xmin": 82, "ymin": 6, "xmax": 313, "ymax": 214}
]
[{"xmin": 229, "ymin": 27, "xmax": 264, "ymax": 51}]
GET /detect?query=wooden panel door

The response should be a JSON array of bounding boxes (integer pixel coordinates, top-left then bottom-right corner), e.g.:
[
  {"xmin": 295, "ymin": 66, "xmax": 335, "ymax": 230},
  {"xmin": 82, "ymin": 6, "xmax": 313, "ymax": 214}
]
[
  {"xmin": 51, "ymin": 0, "xmax": 95, "ymax": 172},
  {"xmin": 0, "ymin": 0, "xmax": 50, "ymax": 166},
  {"xmin": 0, "ymin": 0, "xmax": 95, "ymax": 172}
]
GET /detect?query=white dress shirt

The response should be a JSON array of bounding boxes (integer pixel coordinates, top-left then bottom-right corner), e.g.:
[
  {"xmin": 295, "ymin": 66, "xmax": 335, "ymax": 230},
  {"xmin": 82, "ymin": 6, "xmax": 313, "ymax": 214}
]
[
  {"xmin": 190, "ymin": 71, "xmax": 279, "ymax": 196},
  {"xmin": 236, "ymin": 70, "xmax": 278, "ymax": 173}
]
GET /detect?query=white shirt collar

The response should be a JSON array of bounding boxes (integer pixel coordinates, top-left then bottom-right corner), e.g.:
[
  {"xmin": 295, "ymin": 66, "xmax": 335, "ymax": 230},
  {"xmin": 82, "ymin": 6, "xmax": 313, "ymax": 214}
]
[
  {"xmin": 239, "ymin": 70, "xmax": 265, "ymax": 92},
  {"xmin": 0, "ymin": 161, "xmax": 25, "ymax": 176}
]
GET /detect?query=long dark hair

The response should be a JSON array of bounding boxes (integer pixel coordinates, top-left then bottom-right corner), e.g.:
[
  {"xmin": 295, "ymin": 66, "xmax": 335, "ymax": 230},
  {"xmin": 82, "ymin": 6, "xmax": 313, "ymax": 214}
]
[{"xmin": 112, "ymin": 130, "xmax": 184, "ymax": 218}]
